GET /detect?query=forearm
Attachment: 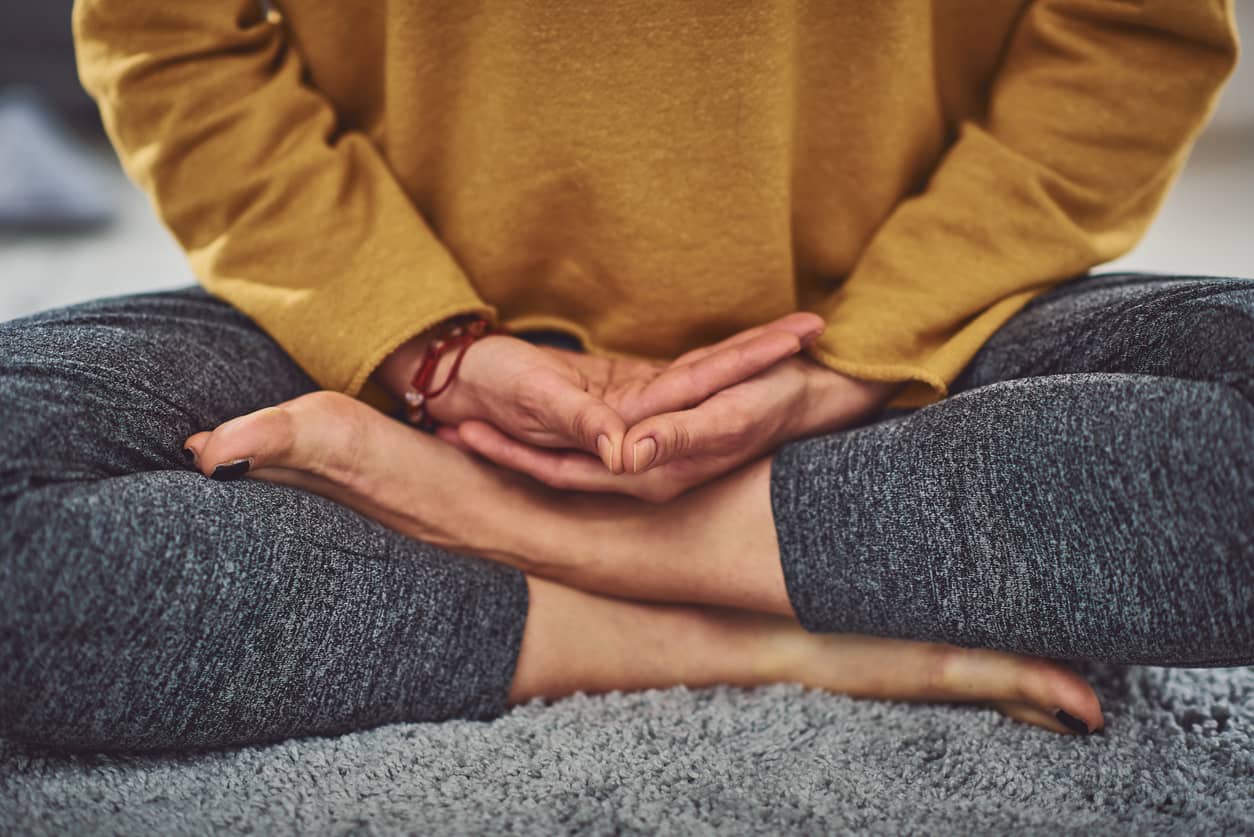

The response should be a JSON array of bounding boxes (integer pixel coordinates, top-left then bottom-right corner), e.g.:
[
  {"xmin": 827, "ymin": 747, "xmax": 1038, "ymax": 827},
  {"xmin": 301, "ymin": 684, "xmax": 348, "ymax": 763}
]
[
  {"xmin": 75, "ymin": 0, "xmax": 495, "ymax": 398},
  {"xmin": 805, "ymin": 2, "xmax": 1237, "ymax": 408}
]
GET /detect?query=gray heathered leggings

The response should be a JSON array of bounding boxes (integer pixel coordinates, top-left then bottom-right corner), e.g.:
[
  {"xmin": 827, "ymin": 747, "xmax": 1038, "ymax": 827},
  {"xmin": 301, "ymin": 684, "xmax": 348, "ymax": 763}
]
[{"xmin": 1, "ymin": 273, "xmax": 1251, "ymax": 753}]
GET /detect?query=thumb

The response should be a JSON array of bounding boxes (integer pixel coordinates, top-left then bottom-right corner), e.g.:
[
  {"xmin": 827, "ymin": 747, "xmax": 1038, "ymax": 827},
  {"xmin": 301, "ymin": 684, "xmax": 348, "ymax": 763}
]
[
  {"xmin": 623, "ymin": 396, "xmax": 749, "ymax": 474},
  {"xmin": 543, "ymin": 379, "xmax": 628, "ymax": 473},
  {"xmin": 463, "ymin": 338, "xmax": 628, "ymax": 472}
]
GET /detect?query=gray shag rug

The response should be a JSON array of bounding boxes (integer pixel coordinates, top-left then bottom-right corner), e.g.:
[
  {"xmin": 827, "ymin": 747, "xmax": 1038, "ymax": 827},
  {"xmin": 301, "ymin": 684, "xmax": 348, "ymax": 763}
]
[{"xmin": 1, "ymin": 665, "xmax": 1251, "ymax": 835}]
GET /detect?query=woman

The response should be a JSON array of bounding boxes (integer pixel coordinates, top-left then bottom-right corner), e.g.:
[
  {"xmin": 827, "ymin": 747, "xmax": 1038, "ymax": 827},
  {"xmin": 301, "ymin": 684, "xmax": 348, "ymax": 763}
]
[{"xmin": 1, "ymin": 1, "xmax": 1249, "ymax": 750}]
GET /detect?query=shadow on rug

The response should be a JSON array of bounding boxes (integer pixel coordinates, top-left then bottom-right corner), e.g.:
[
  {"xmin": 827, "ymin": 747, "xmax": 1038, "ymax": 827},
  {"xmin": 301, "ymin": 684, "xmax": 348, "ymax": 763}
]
[{"xmin": 1, "ymin": 664, "xmax": 1250, "ymax": 835}]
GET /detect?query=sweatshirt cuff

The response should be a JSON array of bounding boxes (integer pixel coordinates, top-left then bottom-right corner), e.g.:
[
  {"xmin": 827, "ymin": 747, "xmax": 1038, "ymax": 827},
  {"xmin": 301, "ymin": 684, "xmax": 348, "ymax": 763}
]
[{"xmin": 806, "ymin": 286, "xmax": 1047, "ymax": 409}]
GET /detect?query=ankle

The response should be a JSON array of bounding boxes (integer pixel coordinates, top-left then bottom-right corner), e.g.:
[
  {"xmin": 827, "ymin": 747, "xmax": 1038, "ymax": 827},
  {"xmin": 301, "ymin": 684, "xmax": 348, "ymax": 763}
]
[
  {"xmin": 686, "ymin": 609, "xmax": 804, "ymax": 688},
  {"xmin": 469, "ymin": 478, "xmax": 603, "ymax": 577},
  {"xmin": 743, "ymin": 616, "xmax": 815, "ymax": 686},
  {"xmin": 508, "ymin": 490, "xmax": 639, "ymax": 581}
]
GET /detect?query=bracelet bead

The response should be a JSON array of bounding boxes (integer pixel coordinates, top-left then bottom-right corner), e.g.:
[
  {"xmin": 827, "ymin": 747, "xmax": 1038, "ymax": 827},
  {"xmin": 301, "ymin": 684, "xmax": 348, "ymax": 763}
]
[{"xmin": 402, "ymin": 316, "xmax": 504, "ymax": 431}]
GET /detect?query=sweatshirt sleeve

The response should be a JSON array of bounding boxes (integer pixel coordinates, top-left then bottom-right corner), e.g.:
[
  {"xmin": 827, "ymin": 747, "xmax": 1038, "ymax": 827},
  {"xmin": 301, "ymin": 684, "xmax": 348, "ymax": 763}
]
[
  {"xmin": 73, "ymin": 0, "xmax": 495, "ymax": 402},
  {"xmin": 807, "ymin": 0, "xmax": 1238, "ymax": 408}
]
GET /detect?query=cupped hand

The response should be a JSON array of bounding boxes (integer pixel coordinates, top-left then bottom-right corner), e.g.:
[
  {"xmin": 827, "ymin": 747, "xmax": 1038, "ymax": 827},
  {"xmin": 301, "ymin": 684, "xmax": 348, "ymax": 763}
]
[
  {"xmin": 427, "ymin": 312, "xmax": 825, "ymax": 472},
  {"xmin": 448, "ymin": 356, "xmax": 900, "ymax": 502}
]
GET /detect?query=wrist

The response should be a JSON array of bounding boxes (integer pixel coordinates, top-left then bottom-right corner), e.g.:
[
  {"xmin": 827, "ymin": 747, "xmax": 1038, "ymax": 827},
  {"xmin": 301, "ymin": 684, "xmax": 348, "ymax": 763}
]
[
  {"xmin": 422, "ymin": 337, "xmax": 498, "ymax": 424},
  {"xmin": 374, "ymin": 328, "xmax": 442, "ymax": 402},
  {"xmin": 373, "ymin": 318, "xmax": 498, "ymax": 422},
  {"xmin": 797, "ymin": 359, "xmax": 900, "ymax": 436}
]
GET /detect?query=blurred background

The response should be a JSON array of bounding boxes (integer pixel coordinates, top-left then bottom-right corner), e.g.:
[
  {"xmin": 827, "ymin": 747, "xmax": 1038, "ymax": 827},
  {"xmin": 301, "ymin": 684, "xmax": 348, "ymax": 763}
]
[{"xmin": 1, "ymin": 2, "xmax": 1251, "ymax": 322}]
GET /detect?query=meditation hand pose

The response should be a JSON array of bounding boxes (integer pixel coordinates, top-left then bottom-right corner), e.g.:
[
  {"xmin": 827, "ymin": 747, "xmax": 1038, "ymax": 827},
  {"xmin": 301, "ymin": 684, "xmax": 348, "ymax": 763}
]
[{"xmin": 2, "ymin": 1, "xmax": 1250, "ymax": 753}]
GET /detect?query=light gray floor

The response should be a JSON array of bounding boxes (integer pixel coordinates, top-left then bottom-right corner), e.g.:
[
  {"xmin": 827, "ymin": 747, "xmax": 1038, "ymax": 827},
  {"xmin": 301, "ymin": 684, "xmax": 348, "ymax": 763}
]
[
  {"xmin": 1104, "ymin": 124, "xmax": 1253, "ymax": 279},
  {"xmin": 0, "ymin": 145, "xmax": 192, "ymax": 317}
]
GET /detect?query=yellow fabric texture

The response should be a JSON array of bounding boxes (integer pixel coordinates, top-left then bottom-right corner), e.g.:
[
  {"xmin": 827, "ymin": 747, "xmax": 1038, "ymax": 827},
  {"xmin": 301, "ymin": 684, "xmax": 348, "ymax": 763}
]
[{"xmin": 73, "ymin": 1, "xmax": 1237, "ymax": 410}]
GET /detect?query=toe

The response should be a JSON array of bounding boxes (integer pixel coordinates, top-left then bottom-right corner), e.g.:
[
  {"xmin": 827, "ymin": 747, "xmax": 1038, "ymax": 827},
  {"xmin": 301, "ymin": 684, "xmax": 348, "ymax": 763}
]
[
  {"xmin": 938, "ymin": 649, "xmax": 1103, "ymax": 735},
  {"xmin": 992, "ymin": 702, "xmax": 1075, "ymax": 734},
  {"xmin": 182, "ymin": 431, "xmax": 211, "ymax": 470},
  {"xmin": 1014, "ymin": 657, "xmax": 1104, "ymax": 735},
  {"xmin": 187, "ymin": 390, "xmax": 373, "ymax": 483},
  {"xmin": 195, "ymin": 405, "xmax": 295, "ymax": 479}
]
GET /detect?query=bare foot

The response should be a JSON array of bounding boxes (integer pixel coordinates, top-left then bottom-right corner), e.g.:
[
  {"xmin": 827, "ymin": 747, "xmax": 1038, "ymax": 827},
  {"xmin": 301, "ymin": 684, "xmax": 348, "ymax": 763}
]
[
  {"xmin": 745, "ymin": 614, "xmax": 1104, "ymax": 735},
  {"xmin": 517, "ymin": 580, "xmax": 1103, "ymax": 736},
  {"xmin": 183, "ymin": 391, "xmax": 552, "ymax": 565},
  {"xmin": 183, "ymin": 391, "xmax": 776, "ymax": 603}
]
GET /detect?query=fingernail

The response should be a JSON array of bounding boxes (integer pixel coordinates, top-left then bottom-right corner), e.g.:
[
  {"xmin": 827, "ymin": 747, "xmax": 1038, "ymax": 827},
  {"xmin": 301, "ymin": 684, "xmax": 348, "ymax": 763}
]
[
  {"xmin": 803, "ymin": 328, "xmax": 824, "ymax": 345},
  {"xmin": 631, "ymin": 437, "xmax": 657, "ymax": 473},
  {"xmin": 1055, "ymin": 709, "xmax": 1090, "ymax": 735},
  {"xmin": 596, "ymin": 434, "xmax": 613, "ymax": 468},
  {"xmin": 182, "ymin": 448, "xmax": 197, "ymax": 465},
  {"xmin": 210, "ymin": 458, "xmax": 252, "ymax": 481}
]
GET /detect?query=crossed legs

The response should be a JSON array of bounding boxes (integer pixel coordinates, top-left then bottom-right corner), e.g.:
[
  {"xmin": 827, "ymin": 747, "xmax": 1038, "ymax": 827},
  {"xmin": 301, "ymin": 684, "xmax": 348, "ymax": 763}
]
[
  {"xmin": 185, "ymin": 273, "xmax": 1254, "ymax": 737},
  {"xmin": 0, "ymin": 287, "xmax": 1099, "ymax": 751},
  {"xmin": 7, "ymin": 273, "xmax": 1249, "ymax": 751},
  {"xmin": 185, "ymin": 389, "xmax": 1105, "ymax": 735}
]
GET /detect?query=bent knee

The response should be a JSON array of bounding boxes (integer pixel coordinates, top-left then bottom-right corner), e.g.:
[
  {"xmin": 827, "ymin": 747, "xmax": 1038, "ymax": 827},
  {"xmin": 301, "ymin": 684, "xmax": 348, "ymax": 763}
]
[{"xmin": 1108, "ymin": 278, "xmax": 1254, "ymax": 398}]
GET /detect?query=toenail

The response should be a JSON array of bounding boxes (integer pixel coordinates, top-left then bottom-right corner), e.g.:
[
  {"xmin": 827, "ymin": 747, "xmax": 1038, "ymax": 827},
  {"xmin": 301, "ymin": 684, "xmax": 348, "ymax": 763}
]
[
  {"xmin": 1055, "ymin": 709, "xmax": 1090, "ymax": 735},
  {"xmin": 210, "ymin": 458, "xmax": 252, "ymax": 481}
]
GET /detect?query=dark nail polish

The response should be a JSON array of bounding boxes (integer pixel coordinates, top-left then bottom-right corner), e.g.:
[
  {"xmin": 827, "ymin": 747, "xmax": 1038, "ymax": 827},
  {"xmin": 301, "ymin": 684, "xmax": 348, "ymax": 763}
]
[
  {"xmin": 1055, "ymin": 709, "xmax": 1090, "ymax": 735},
  {"xmin": 210, "ymin": 458, "xmax": 251, "ymax": 481},
  {"xmin": 183, "ymin": 448, "xmax": 197, "ymax": 465}
]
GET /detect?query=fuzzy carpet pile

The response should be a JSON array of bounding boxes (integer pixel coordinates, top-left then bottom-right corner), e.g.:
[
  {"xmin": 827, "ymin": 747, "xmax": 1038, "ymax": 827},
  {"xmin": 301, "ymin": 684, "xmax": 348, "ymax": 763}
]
[{"xmin": 2, "ymin": 664, "xmax": 1251, "ymax": 834}]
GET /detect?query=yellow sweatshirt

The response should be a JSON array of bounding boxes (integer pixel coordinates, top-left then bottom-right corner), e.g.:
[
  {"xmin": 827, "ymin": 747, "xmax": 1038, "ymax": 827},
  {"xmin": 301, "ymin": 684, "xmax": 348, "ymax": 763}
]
[{"xmin": 74, "ymin": 1, "xmax": 1237, "ymax": 410}]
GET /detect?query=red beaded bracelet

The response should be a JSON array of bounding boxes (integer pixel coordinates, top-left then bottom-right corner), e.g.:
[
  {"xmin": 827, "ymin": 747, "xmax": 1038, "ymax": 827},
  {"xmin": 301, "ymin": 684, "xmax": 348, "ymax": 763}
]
[{"xmin": 403, "ymin": 316, "xmax": 505, "ymax": 430}]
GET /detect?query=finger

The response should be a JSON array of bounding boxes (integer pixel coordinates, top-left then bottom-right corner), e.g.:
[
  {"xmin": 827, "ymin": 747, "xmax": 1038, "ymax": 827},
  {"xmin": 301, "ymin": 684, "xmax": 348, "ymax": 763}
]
[
  {"xmin": 536, "ymin": 374, "xmax": 628, "ymax": 473},
  {"xmin": 623, "ymin": 396, "xmax": 753, "ymax": 473},
  {"xmin": 669, "ymin": 312, "xmax": 825, "ymax": 367},
  {"xmin": 458, "ymin": 420, "xmax": 630, "ymax": 493},
  {"xmin": 628, "ymin": 330, "xmax": 799, "ymax": 422},
  {"xmin": 668, "ymin": 312, "xmax": 821, "ymax": 366}
]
